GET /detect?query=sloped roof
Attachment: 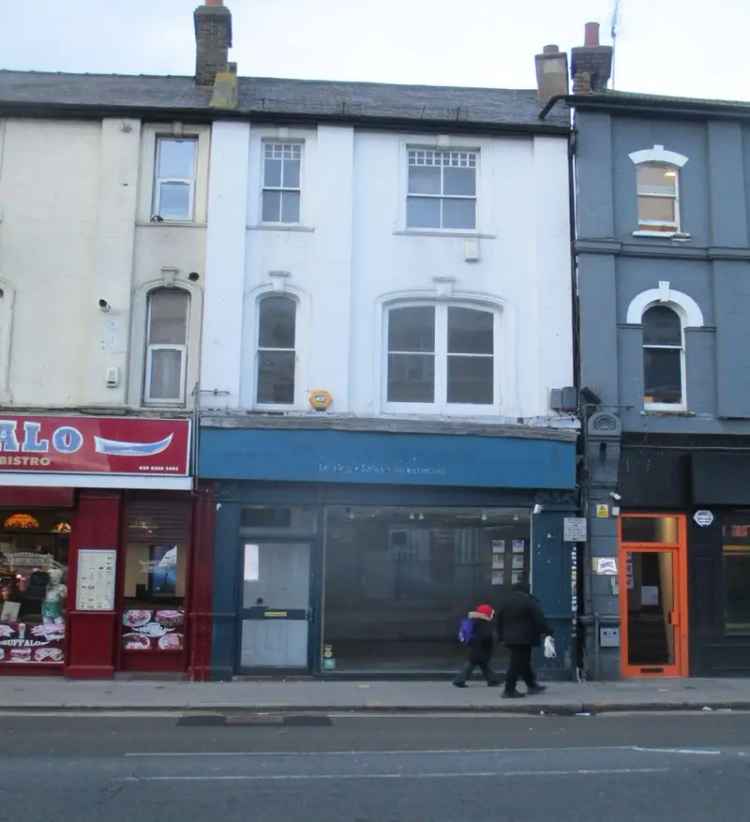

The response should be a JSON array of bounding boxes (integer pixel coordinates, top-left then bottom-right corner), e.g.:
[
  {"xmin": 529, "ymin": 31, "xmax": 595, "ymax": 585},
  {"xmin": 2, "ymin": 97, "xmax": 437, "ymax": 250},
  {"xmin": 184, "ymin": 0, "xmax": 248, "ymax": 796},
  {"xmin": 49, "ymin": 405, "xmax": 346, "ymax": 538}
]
[{"xmin": 0, "ymin": 70, "xmax": 570, "ymax": 131}]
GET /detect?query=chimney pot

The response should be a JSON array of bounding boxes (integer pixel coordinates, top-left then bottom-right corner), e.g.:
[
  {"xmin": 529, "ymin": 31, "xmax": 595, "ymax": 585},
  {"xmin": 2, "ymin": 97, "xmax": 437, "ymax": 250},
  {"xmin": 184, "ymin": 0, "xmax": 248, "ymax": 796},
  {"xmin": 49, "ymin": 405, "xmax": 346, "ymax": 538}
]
[
  {"xmin": 543, "ymin": 44, "xmax": 559, "ymax": 55},
  {"xmin": 205, "ymin": 0, "xmax": 223, "ymax": 4},
  {"xmin": 584, "ymin": 22, "xmax": 600, "ymax": 47}
]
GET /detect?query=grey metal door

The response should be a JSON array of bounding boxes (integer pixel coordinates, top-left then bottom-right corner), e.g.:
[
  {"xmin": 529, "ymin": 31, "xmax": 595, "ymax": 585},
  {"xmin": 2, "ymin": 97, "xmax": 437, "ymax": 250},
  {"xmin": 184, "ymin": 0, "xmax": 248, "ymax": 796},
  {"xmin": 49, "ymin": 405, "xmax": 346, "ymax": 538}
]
[{"xmin": 238, "ymin": 541, "xmax": 311, "ymax": 669}]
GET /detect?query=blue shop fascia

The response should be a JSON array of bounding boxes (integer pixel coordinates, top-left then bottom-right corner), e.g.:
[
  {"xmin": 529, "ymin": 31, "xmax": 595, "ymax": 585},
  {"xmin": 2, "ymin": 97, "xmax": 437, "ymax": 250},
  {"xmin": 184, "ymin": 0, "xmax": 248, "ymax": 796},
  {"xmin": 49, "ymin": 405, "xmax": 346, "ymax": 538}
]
[{"xmin": 198, "ymin": 416, "xmax": 578, "ymax": 680}]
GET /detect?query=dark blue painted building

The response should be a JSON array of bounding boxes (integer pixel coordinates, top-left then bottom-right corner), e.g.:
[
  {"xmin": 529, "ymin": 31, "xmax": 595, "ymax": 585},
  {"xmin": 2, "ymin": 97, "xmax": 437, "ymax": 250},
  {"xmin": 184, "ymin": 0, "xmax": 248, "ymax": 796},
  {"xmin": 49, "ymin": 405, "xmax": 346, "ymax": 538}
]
[
  {"xmin": 199, "ymin": 418, "xmax": 577, "ymax": 679},
  {"xmin": 567, "ymin": 26, "xmax": 750, "ymax": 678}
]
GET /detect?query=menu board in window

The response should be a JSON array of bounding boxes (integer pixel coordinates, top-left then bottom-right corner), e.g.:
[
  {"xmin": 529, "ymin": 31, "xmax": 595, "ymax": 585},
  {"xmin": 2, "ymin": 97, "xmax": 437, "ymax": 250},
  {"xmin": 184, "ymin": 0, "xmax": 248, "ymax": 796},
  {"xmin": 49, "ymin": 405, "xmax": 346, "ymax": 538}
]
[{"xmin": 76, "ymin": 549, "xmax": 117, "ymax": 611}]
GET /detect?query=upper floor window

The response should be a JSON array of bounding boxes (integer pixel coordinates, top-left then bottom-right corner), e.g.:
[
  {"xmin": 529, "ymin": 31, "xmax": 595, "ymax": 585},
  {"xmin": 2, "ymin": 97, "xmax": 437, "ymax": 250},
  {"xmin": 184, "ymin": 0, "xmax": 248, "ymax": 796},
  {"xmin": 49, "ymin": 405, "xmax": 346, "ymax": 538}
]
[
  {"xmin": 386, "ymin": 303, "xmax": 496, "ymax": 413},
  {"xmin": 152, "ymin": 137, "xmax": 197, "ymax": 221},
  {"xmin": 407, "ymin": 149, "xmax": 477, "ymax": 231},
  {"xmin": 642, "ymin": 305, "xmax": 684, "ymax": 410},
  {"xmin": 144, "ymin": 288, "xmax": 189, "ymax": 405},
  {"xmin": 257, "ymin": 295, "xmax": 296, "ymax": 405},
  {"xmin": 629, "ymin": 145, "xmax": 689, "ymax": 236},
  {"xmin": 262, "ymin": 142, "xmax": 301, "ymax": 224},
  {"xmin": 636, "ymin": 163, "xmax": 680, "ymax": 233}
]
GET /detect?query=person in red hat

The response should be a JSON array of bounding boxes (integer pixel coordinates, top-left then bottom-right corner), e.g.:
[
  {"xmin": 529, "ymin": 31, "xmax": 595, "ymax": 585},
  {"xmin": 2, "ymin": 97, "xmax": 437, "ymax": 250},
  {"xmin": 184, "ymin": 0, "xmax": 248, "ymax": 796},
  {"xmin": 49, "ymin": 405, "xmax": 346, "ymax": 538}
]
[{"xmin": 452, "ymin": 603, "xmax": 500, "ymax": 687}]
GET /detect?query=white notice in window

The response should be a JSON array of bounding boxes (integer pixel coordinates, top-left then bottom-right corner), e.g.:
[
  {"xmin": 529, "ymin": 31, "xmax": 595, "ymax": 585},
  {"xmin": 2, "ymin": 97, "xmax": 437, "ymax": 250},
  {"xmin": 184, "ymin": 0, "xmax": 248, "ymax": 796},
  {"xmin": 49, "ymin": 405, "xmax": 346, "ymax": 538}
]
[{"xmin": 76, "ymin": 549, "xmax": 117, "ymax": 611}]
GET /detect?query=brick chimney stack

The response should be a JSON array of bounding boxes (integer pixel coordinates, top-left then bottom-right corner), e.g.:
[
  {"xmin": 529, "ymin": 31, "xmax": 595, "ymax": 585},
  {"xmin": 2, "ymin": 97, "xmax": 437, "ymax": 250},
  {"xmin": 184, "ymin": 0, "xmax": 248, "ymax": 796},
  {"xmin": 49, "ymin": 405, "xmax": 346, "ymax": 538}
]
[
  {"xmin": 194, "ymin": 0, "xmax": 233, "ymax": 87},
  {"xmin": 570, "ymin": 21, "xmax": 612, "ymax": 94},
  {"xmin": 534, "ymin": 44, "xmax": 569, "ymax": 104}
]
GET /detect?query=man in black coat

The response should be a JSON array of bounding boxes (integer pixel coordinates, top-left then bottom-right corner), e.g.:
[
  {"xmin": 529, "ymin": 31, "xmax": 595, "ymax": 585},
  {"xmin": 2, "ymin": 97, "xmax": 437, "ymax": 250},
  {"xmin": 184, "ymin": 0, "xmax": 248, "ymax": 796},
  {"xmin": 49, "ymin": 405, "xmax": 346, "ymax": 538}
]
[{"xmin": 496, "ymin": 583, "xmax": 553, "ymax": 698}]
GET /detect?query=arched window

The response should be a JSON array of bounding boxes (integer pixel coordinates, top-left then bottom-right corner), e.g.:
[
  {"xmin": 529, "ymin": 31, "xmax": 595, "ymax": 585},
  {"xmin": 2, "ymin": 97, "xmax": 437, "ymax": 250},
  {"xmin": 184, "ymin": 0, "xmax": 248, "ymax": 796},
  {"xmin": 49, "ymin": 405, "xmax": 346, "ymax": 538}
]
[
  {"xmin": 629, "ymin": 145, "xmax": 688, "ymax": 235},
  {"xmin": 642, "ymin": 305, "xmax": 684, "ymax": 409},
  {"xmin": 144, "ymin": 288, "xmax": 190, "ymax": 404},
  {"xmin": 257, "ymin": 295, "xmax": 296, "ymax": 405},
  {"xmin": 385, "ymin": 303, "xmax": 497, "ymax": 412}
]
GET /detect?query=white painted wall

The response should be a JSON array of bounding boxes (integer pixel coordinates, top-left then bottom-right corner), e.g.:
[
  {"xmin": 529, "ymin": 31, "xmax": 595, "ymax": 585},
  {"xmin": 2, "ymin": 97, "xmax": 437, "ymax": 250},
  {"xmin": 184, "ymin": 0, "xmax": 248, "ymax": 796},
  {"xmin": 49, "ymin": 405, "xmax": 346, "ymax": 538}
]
[
  {"xmin": 204, "ymin": 123, "xmax": 573, "ymax": 424},
  {"xmin": 0, "ymin": 116, "xmax": 208, "ymax": 410}
]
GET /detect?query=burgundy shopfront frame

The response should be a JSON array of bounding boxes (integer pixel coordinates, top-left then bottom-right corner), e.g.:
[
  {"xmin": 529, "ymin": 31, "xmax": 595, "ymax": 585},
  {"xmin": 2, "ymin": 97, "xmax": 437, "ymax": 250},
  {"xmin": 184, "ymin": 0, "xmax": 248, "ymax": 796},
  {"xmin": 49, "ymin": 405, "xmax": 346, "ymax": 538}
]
[{"xmin": 0, "ymin": 415, "xmax": 213, "ymax": 680}]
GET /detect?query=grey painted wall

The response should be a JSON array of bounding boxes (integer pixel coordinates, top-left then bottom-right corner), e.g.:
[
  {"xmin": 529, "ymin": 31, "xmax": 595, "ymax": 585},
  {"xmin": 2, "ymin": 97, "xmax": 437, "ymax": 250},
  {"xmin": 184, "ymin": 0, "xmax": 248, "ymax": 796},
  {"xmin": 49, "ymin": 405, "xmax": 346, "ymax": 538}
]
[{"xmin": 576, "ymin": 109, "xmax": 750, "ymax": 432}]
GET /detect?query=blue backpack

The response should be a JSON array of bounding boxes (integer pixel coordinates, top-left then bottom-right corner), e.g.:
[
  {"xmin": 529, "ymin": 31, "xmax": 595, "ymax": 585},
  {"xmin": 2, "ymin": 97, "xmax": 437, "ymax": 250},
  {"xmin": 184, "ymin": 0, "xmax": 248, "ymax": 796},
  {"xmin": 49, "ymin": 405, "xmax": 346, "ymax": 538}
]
[{"xmin": 458, "ymin": 616, "xmax": 475, "ymax": 646}]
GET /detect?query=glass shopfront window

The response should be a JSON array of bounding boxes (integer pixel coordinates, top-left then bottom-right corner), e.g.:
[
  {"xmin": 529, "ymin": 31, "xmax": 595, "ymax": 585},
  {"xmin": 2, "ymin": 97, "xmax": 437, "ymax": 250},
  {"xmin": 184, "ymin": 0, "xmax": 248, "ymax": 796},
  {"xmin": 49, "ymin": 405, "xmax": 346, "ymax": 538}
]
[
  {"xmin": 323, "ymin": 506, "xmax": 530, "ymax": 673},
  {"xmin": 723, "ymin": 514, "xmax": 750, "ymax": 635},
  {"xmin": 121, "ymin": 543, "xmax": 187, "ymax": 653},
  {"xmin": 0, "ymin": 510, "xmax": 70, "ymax": 665}
]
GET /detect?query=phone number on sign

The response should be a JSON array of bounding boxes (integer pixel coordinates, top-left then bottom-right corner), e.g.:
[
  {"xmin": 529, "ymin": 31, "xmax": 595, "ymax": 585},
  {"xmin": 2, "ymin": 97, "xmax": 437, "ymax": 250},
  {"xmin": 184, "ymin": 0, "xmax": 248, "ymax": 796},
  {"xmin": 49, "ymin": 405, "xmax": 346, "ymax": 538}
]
[{"xmin": 137, "ymin": 465, "xmax": 182, "ymax": 472}]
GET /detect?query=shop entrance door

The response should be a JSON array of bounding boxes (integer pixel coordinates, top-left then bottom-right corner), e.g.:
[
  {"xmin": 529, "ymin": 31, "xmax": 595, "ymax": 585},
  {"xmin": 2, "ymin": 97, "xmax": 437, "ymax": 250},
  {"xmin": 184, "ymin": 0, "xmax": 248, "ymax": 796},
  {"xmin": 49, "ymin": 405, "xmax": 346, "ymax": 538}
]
[
  {"xmin": 618, "ymin": 514, "xmax": 688, "ymax": 677},
  {"xmin": 237, "ymin": 541, "xmax": 311, "ymax": 670}
]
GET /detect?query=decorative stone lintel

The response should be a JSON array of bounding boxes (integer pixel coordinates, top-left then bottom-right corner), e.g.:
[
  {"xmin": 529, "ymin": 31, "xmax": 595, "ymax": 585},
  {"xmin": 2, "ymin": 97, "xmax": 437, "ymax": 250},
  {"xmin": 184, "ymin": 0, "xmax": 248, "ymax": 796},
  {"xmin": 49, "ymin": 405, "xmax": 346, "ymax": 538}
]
[
  {"xmin": 432, "ymin": 276, "xmax": 455, "ymax": 297},
  {"xmin": 269, "ymin": 270, "xmax": 291, "ymax": 291}
]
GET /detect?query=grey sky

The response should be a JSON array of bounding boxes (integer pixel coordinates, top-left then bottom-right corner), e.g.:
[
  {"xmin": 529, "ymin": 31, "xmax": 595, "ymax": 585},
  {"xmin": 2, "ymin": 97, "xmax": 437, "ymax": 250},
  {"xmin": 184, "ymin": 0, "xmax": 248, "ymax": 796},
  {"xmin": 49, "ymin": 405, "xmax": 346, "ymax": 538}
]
[{"xmin": 0, "ymin": 0, "xmax": 745, "ymax": 101}]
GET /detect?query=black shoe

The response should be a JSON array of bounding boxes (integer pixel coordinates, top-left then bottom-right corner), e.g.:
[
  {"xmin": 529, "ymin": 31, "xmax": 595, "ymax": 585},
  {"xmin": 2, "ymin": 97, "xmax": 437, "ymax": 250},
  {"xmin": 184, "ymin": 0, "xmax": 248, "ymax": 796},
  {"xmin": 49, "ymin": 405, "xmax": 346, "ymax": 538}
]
[
  {"xmin": 526, "ymin": 685, "xmax": 547, "ymax": 695},
  {"xmin": 501, "ymin": 691, "xmax": 526, "ymax": 699},
  {"xmin": 452, "ymin": 681, "xmax": 467, "ymax": 688},
  {"xmin": 486, "ymin": 680, "xmax": 501, "ymax": 687}
]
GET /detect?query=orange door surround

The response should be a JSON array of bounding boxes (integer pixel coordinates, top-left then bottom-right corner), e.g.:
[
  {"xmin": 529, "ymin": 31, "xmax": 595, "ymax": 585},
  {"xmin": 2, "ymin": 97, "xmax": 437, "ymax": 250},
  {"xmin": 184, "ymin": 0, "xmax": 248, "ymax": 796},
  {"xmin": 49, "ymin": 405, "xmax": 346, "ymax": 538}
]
[{"xmin": 618, "ymin": 513, "xmax": 689, "ymax": 678}]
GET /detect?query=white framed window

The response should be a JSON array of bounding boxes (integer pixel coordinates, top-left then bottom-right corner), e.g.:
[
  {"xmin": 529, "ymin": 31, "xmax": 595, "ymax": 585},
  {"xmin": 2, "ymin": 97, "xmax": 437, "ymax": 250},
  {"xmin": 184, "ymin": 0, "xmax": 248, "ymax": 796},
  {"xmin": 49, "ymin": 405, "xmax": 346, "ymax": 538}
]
[
  {"xmin": 384, "ymin": 303, "xmax": 498, "ymax": 414},
  {"xmin": 152, "ymin": 137, "xmax": 197, "ymax": 221},
  {"xmin": 262, "ymin": 142, "xmax": 302, "ymax": 224},
  {"xmin": 642, "ymin": 304, "xmax": 685, "ymax": 411},
  {"xmin": 144, "ymin": 288, "xmax": 189, "ymax": 405},
  {"xmin": 256, "ymin": 295, "xmax": 296, "ymax": 405},
  {"xmin": 629, "ymin": 145, "xmax": 688, "ymax": 236},
  {"xmin": 635, "ymin": 162, "xmax": 681, "ymax": 233},
  {"xmin": 406, "ymin": 149, "xmax": 477, "ymax": 230}
]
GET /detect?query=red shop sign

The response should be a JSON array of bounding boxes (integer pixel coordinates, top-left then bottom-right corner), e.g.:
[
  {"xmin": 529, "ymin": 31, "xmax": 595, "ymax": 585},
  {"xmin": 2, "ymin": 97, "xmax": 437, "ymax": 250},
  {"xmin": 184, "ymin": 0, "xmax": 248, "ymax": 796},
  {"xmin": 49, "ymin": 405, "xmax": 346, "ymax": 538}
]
[{"xmin": 0, "ymin": 416, "xmax": 190, "ymax": 476}]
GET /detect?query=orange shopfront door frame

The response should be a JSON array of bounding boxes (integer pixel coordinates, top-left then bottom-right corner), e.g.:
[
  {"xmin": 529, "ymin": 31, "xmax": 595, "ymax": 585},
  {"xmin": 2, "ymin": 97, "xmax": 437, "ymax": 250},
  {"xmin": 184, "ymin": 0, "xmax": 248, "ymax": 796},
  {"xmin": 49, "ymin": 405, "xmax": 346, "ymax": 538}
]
[{"xmin": 618, "ymin": 513, "xmax": 689, "ymax": 678}]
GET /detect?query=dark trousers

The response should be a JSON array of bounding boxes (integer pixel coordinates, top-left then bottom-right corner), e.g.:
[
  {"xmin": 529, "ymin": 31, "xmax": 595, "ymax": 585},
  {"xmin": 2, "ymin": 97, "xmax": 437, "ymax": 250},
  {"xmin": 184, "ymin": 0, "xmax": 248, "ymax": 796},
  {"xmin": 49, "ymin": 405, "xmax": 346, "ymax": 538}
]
[
  {"xmin": 454, "ymin": 659, "xmax": 499, "ymax": 685},
  {"xmin": 504, "ymin": 644, "xmax": 537, "ymax": 693}
]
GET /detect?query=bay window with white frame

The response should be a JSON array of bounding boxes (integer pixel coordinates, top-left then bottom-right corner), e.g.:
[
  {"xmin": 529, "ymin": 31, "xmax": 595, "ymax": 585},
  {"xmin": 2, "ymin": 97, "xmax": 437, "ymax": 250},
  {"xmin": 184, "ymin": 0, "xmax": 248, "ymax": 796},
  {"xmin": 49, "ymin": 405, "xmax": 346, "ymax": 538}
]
[
  {"xmin": 642, "ymin": 304, "xmax": 685, "ymax": 411},
  {"xmin": 406, "ymin": 149, "xmax": 477, "ymax": 230},
  {"xmin": 385, "ymin": 303, "xmax": 498, "ymax": 414},
  {"xmin": 144, "ymin": 288, "xmax": 189, "ymax": 405},
  {"xmin": 152, "ymin": 137, "xmax": 197, "ymax": 222}
]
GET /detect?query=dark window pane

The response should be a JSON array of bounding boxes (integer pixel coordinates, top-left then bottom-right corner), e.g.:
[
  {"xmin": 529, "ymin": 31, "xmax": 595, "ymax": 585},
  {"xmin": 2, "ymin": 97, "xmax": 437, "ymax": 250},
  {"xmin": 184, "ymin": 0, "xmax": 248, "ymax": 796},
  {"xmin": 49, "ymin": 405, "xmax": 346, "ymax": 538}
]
[
  {"xmin": 387, "ymin": 353, "xmax": 434, "ymax": 402},
  {"xmin": 257, "ymin": 351, "xmax": 295, "ymax": 404},
  {"xmin": 281, "ymin": 191, "xmax": 300, "ymax": 223},
  {"xmin": 241, "ymin": 507, "xmax": 292, "ymax": 528},
  {"xmin": 264, "ymin": 157, "xmax": 281, "ymax": 187},
  {"xmin": 443, "ymin": 166, "xmax": 475, "ymax": 196},
  {"xmin": 283, "ymin": 158, "xmax": 300, "ymax": 188},
  {"xmin": 158, "ymin": 182, "xmax": 191, "ymax": 219},
  {"xmin": 448, "ymin": 307, "xmax": 493, "ymax": 354},
  {"xmin": 643, "ymin": 306, "xmax": 681, "ymax": 345},
  {"xmin": 158, "ymin": 139, "xmax": 196, "ymax": 178},
  {"xmin": 262, "ymin": 190, "xmax": 281, "ymax": 222},
  {"xmin": 407, "ymin": 196, "xmax": 441, "ymax": 228},
  {"xmin": 388, "ymin": 306, "xmax": 435, "ymax": 353},
  {"xmin": 259, "ymin": 296, "xmax": 296, "ymax": 349},
  {"xmin": 447, "ymin": 355, "xmax": 493, "ymax": 404},
  {"xmin": 644, "ymin": 348, "xmax": 682, "ymax": 403},
  {"xmin": 443, "ymin": 198, "xmax": 475, "ymax": 229},
  {"xmin": 408, "ymin": 165, "xmax": 441, "ymax": 195},
  {"xmin": 149, "ymin": 289, "xmax": 188, "ymax": 344},
  {"xmin": 149, "ymin": 349, "xmax": 182, "ymax": 399},
  {"xmin": 621, "ymin": 516, "xmax": 679, "ymax": 543}
]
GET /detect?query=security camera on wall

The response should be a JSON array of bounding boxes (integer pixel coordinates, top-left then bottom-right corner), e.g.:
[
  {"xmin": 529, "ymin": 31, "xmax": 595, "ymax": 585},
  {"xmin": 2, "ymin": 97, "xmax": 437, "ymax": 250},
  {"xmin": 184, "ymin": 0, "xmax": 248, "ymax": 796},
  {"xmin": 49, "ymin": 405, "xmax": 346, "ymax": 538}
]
[{"xmin": 98, "ymin": 299, "xmax": 111, "ymax": 313}]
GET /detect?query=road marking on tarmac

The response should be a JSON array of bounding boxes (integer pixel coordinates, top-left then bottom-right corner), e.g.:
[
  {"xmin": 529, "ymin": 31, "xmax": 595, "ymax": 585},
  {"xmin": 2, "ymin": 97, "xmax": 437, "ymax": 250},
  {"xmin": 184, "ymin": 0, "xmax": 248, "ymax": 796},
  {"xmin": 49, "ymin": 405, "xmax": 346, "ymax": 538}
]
[{"xmin": 117, "ymin": 767, "xmax": 670, "ymax": 783}]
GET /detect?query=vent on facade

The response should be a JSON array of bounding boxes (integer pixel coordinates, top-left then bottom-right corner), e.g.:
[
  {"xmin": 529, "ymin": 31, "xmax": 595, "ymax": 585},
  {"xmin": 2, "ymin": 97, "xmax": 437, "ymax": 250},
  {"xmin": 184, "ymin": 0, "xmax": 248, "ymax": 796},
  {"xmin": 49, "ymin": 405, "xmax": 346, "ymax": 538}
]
[
  {"xmin": 550, "ymin": 386, "xmax": 578, "ymax": 412},
  {"xmin": 126, "ymin": 498, "xmax": 191, "ymax": 544}
]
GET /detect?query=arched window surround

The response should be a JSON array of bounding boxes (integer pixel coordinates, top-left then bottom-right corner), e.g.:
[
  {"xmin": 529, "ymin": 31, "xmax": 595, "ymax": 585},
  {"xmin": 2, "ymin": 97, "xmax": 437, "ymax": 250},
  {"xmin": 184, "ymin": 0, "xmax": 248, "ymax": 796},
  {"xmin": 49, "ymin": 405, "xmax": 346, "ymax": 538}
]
[
  {"xmin": 379, "ymin": 294, "xmax": 505, "ymax": 417},
  {"xmin": 242, "ymin": 282, "xmax": 310, "ymax": 410},
  {"xmin": 627, "ymin": 283, "xmax": 704, "ymax": 413},
  {"xmin": 629, "ymin": 145, "xmax": 689, "ymax": 237}
]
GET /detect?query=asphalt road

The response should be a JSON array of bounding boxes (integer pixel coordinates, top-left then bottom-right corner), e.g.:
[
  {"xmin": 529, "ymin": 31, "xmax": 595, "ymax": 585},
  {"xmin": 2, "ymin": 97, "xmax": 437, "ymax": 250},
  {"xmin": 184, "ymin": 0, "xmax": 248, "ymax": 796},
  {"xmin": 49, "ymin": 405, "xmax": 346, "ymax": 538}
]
[{"xmin": 2, "ymin": 711, "xmax": 750, "ymax": 822}]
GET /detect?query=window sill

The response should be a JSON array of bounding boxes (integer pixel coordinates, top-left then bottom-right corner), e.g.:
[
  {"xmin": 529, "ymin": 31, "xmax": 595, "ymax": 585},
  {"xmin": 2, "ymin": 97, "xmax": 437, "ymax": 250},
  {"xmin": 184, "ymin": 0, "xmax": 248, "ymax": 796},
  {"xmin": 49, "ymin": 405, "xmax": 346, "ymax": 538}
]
[
  {"xmin": 248, "ymin": 224, "xmax": 315, "ymax": 233},
  {"xmin": 632, "ymin": 230, "xmax": 691, "ymax": 240},
  {"xmin": 137, "ymin": 221, "xmax": 206, "ymax": 228},
  {"xmin": 394, "ymin": 229, "xmax": 496, "ymax": 240},
  {"xmin": 641, "ymin": 407, "xmax": 693, "ymax": 416}
]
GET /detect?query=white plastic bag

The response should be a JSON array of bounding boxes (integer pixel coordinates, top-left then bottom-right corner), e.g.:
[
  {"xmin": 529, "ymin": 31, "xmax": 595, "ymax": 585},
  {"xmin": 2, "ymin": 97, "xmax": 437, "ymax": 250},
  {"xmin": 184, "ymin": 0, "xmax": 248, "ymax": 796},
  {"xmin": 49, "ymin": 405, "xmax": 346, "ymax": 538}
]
[{"xmin": 543, "ymin": 635, "xmax": 557, "ymax": 659}]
